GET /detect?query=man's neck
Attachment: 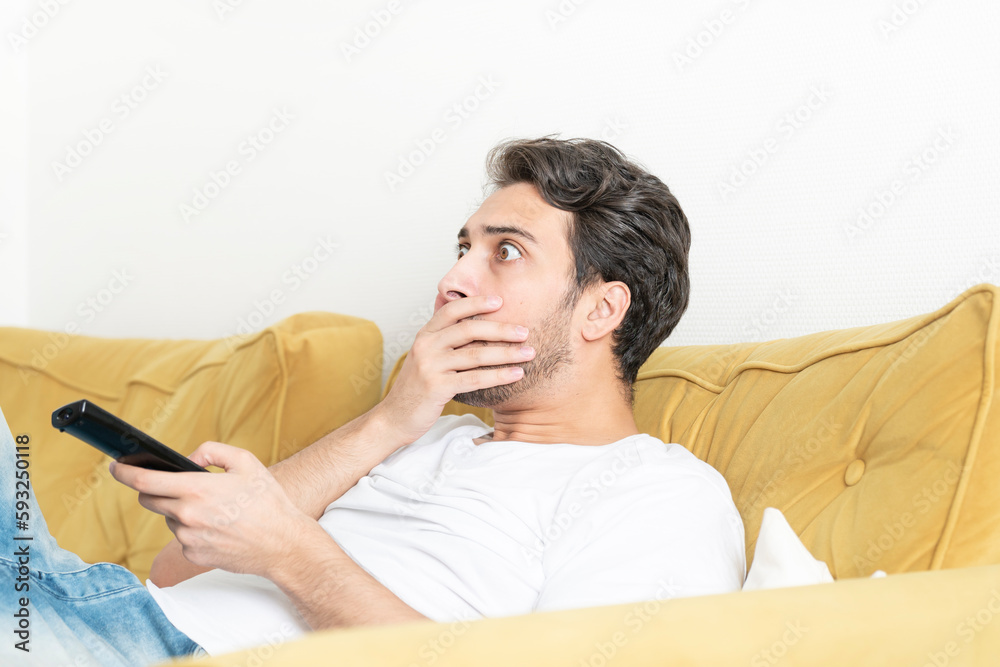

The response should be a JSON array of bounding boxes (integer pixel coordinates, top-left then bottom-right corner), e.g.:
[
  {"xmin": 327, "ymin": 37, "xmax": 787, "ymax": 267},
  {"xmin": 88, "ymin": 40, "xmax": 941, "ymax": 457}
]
[{"xmin": 480, "ymin": 382, "xmax": 639, "ymax": 446}]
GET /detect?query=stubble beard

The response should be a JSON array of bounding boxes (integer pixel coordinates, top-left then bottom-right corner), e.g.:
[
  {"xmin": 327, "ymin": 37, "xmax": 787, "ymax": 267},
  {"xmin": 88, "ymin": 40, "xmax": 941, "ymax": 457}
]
[{"xmin": 453, "ymin": 301, "xmax": 575, "ymax": 409}]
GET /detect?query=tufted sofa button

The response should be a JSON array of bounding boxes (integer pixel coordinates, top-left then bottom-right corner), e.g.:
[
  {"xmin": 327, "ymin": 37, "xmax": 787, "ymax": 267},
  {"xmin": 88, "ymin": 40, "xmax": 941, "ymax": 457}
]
[{"xmin": 844, "ymin": 459, "xmax": 866, "ymax": 486}]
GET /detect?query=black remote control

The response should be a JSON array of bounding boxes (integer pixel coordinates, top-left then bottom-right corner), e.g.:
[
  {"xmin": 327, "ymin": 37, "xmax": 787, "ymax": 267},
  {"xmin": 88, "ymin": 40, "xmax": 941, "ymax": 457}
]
[{"xmin": 52, "ymin": 399, "xmax": 208, "ymax": 473}]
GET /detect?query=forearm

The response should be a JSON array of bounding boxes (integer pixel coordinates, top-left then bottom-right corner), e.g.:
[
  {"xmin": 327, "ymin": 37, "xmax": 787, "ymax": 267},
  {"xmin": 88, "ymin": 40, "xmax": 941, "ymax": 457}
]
[
  {"xmin": 151, "ymin": 403, "xmax": 408, "ymax": 587},
  {"xmin": 269, "ymin": 520, "xmax": 427, "ymax": 630},
  {"xmin": 269, "ymin": 403, "xmax": 407, "ymax": 519},
  {"xmin": 149, "ymin": 538, "xmax": 213, "ymax": 587}
]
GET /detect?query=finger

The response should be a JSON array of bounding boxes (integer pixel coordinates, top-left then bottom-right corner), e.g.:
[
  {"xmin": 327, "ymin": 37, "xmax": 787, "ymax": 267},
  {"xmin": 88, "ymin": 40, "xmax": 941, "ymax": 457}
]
[
  {"xmin": 425, "ymin": 295, "xmax": 504, "ymax": 333},
  {"xmin": 165, "ymin": 516, "xmax": 215, "ymax": 545},
  {"xmin": 137, "ymin": 491, "xmax": 180, "ymax": 520},
  {"xmin": 434, "ymin": 319, "xmax": 530, "ymax": 350},
  {"xmin": 444, "ymin": 342, "xmax": 536, "ymax": 372},
  {"xmin": 188, "ymin": 441, "xmax": 262, "ymax": 473},
  {"xmin": 452, "ymin": 366, "xmax": 525, "ymax": 394},
  {"xmin": 164, "ymin": 518, "xmax": 211, "ymax": 558},
  {"xmin": 110, "ymin": 461, "xmax": 191, "ymax": 498}
]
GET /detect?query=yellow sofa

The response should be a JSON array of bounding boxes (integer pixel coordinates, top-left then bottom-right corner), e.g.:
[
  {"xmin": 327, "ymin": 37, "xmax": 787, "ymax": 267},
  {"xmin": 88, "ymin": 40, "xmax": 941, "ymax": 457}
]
[
  {"xmin": 0, "ymin": 312, "xmax": 383, "ymax": 581},
  {"xmin": 2, "ymin": 285, "xmax": 998, "ymax": 665}
]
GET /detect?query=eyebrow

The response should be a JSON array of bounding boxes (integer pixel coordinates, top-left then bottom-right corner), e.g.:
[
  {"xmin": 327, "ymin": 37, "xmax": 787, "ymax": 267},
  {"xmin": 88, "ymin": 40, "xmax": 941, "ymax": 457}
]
[{"xmin": 457, "ymin": 224, "xmax": 540, "ymax": 246}]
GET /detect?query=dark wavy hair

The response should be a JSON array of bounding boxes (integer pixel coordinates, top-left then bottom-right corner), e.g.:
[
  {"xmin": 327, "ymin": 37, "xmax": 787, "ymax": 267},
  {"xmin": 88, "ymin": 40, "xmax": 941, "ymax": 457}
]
[{"xmin": 484, "ymin": 137, "xmax": 691, "ymax": 393}]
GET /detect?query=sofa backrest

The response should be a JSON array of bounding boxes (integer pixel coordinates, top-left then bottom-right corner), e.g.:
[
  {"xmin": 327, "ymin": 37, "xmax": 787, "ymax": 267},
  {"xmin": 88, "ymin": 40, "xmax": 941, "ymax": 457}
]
[
  {"xmin": 384, "ymin": 284, "xmax": 1000, "ymax": 578},
  {"xmin": 0, "ymin": 312, "xmax": 382, "ymax": 580}
]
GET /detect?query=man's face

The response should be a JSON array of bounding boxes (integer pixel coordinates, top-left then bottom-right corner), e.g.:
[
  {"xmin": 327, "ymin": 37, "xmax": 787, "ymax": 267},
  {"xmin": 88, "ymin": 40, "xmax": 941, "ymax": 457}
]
[{"xmin": 435, "ymin": 182, "xmax": 580, "ymax": 408}]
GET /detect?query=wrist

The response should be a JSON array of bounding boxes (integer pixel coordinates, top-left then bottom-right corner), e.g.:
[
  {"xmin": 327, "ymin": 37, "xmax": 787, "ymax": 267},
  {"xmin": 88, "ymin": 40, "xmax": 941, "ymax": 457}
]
[{"xmin": 366, "ymin": 401, "xmax": 409, "ymax": 454}]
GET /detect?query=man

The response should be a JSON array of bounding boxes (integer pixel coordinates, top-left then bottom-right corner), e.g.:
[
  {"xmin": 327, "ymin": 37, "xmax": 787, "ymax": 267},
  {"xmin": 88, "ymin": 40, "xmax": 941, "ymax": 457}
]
[{"xmin": 0, "ymin": 137, "xmax": 745, "ymax": 665}]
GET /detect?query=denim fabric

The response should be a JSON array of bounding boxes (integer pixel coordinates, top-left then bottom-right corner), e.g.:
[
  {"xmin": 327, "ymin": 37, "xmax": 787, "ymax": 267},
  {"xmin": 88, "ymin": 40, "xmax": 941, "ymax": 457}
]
[{"xmin": 0, "ymin": 405, "xmax": 205, "ymax": 666}]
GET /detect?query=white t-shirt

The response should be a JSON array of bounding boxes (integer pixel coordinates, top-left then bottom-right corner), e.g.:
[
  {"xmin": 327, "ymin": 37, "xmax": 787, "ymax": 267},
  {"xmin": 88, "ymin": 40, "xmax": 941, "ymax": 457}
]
[{"xmin": 147, "ymin": 414, "xmax": 746, "ymax": 656}]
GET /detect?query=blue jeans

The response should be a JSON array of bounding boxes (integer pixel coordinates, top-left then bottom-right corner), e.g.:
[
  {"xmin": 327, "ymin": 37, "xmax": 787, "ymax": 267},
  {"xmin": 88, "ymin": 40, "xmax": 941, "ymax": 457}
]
[{"xmin": 0, "ymin": 405, "xmax": 205, "ymax": 666}]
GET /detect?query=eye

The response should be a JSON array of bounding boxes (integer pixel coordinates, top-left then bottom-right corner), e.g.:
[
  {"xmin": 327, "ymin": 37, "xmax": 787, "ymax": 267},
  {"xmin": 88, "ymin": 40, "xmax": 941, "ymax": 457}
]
[
  {"xmin": 497, "ymin": 242, "xmax": 522, "ymax": 261},
  {"xmin": 456, "ymin": 244, "xmax": 469, "ymax": 260}
]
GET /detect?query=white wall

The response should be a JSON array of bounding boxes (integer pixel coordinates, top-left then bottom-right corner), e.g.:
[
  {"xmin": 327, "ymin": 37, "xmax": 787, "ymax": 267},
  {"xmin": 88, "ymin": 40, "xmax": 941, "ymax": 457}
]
[
  {"xmin": 3, "ymin": 0, "xmax": 999, "ymax": 379},
  {"xmin": 0, "ymin": 0, "xmax": 29, "ymax": 328}
]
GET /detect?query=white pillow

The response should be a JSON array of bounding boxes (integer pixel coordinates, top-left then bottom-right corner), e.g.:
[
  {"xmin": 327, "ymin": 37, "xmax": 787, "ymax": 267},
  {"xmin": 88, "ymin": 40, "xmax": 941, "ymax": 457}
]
[
  {"xmin": 742, "ymin": 507, "xmax": 834, "ymax": 591},
  {"xmin": 742, "ymin": 508, "xmax": 887, "ymax": 591}
]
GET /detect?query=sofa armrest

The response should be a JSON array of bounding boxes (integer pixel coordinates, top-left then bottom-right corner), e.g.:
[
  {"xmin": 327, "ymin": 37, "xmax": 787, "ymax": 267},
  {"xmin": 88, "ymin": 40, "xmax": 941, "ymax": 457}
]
[{"xmin": 166, "ymin": 563, "xmax": 1000, "ymax": 666}]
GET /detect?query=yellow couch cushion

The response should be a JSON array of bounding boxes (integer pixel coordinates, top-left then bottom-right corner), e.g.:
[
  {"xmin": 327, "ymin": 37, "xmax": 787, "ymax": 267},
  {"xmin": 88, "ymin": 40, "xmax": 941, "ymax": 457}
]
[
  {"xmin": 385, "ymin": 284, "xmax": 999, "ymax": 577},
  {"xmin": 0, "ymin": 312, "xmax": 382, "ymax": 580}
]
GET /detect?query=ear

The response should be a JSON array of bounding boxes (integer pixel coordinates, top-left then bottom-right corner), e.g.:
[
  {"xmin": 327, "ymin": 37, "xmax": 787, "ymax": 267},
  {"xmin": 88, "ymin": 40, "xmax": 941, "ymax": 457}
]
[{"xmin": 581, "ymin": 281, "xmax": 631, "ymax": 342}]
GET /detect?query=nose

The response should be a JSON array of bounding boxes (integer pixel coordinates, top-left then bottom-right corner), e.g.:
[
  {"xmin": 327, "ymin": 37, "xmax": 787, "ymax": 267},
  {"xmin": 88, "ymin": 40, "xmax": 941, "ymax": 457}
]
[{"xmin": 436, "ymin": 253, "xmax": 480, "ymax": 310}]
